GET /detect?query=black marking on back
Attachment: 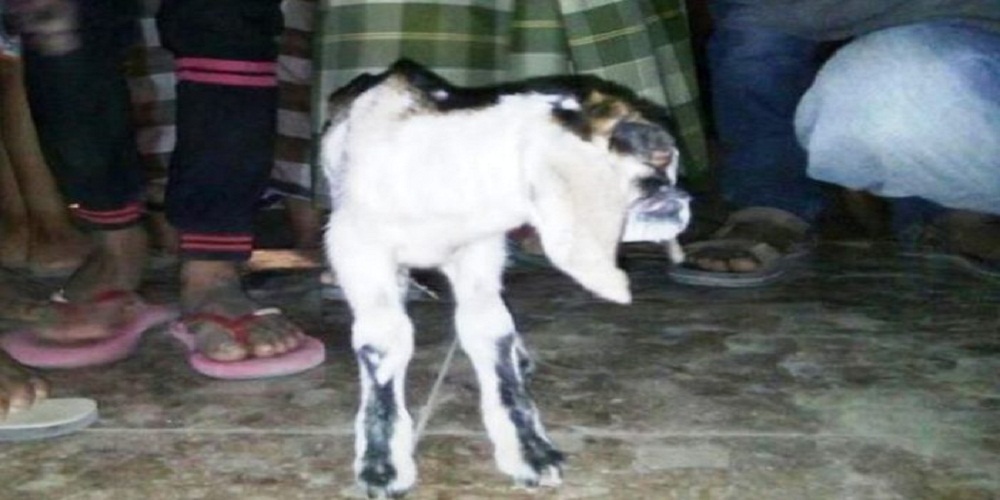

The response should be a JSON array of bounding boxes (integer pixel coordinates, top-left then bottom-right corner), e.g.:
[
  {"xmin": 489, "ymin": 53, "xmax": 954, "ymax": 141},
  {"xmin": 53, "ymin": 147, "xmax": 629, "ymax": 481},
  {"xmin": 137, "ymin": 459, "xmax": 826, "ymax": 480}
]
[
  {"xmin": 325, "ymin": 58, "xmax": 681, "ymax": 172},
  {"xmin": 387, "ymin": 59, "xmax": 669, "ymax": 126}
]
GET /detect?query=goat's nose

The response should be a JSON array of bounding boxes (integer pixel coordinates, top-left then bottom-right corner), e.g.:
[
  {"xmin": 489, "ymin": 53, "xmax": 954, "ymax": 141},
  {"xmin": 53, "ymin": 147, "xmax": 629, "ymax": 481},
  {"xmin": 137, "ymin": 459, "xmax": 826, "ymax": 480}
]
[{"xmin": 648, "ymin": 148, "xmax": 673, "ymax": 169}]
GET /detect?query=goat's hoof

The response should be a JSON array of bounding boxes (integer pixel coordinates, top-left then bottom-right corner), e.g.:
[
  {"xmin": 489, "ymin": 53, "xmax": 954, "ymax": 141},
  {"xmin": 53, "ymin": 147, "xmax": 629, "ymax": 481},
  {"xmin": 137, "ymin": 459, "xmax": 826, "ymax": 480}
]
[
  {"xmin": 513, "ymin": 464, "xmax": 563, "ymax": 489},
  {"xmin": 359, "ymin": 477, "xmax": 411, "ymax": 500},
  {"xmin": 506, "ymin": 445, "xmax": 565, "ymax": 488},
  {"xmin": 363, "ymin": 485, "xmax": 408, "ymax": 500},
  {"xmin": 358, "ymin": 457, "xmax": 415, "ymax": 499}
]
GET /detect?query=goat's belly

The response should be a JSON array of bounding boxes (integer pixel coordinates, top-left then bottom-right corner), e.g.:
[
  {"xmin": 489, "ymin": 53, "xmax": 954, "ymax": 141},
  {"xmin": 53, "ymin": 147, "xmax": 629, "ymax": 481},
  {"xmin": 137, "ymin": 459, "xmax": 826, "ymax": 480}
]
[
  {"xmin": 393, "ymin": 244, "xmax": 455, "ymax": 269},
  {"xmin": 382, "ymin": 216, "xmax": 521, "ymax": 268}
]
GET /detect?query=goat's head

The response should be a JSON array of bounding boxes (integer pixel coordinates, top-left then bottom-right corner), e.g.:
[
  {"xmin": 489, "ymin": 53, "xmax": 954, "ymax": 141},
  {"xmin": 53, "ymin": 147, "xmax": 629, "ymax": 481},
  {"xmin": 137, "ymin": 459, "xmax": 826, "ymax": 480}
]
[{"xmin": 522, "ymin": 85, "xmax": 682, "ymax": 304}]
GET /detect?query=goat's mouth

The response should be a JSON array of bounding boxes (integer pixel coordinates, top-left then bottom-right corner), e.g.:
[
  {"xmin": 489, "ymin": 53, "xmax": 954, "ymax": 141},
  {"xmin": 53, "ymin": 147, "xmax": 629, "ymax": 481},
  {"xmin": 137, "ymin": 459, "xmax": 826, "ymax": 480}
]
[
  {"xmin": 631, "ymin": 183, "xmax": 690, "ymax": 221},
  {"xmin": 621, "ymin": 179, "xmax": 692, "ymax": 243},
  {"xmin": 636, "ymin": 174, "xmax": 671, "ymax": 198}
]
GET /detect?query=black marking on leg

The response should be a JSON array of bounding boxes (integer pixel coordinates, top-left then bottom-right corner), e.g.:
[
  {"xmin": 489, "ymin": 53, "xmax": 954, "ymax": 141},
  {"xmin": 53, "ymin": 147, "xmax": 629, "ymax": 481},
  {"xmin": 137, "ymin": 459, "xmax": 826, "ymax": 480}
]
[
  {"xmin": 495, "ymin": 334, "xmax": 565, "ymax": 480},
  {"xmin": 357, "ymin": 346, "xmax": 398, "ymax": 489}
]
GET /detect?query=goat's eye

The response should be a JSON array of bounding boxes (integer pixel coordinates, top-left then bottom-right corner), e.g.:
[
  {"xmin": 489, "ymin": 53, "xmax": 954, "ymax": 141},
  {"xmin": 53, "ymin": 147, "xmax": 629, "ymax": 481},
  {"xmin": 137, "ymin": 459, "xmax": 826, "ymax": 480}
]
[{"xmin": 609, "ymin": 122, "xmax": 675, "ymax": 165}]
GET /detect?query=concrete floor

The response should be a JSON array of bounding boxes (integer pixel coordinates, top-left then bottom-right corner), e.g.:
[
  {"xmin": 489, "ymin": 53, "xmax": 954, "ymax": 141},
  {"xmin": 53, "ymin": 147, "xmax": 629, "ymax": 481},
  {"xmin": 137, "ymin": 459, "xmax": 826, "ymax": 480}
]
[{"xmin": 1, "ymin": 242, "xmax": 998, "ymax": 499}]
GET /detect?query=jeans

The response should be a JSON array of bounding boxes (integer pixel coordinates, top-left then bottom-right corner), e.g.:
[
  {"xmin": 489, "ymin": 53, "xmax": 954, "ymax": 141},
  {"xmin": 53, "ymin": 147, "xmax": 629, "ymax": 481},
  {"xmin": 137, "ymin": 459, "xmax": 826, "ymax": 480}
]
[
  {"xmin": 708, "ymin": 20, "xmax": 828, "ymax": 223},
  {"xmin": 710, "ymin": 9, "xmax": 1000, "ymax": 227}
]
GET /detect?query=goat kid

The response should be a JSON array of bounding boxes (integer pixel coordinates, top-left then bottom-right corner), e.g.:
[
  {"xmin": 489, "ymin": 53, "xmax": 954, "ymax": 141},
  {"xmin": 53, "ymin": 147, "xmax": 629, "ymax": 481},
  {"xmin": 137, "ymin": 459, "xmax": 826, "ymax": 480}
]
[{"xmin": 322, "ymin": 60, "xmax": 684, "ymax": 498}]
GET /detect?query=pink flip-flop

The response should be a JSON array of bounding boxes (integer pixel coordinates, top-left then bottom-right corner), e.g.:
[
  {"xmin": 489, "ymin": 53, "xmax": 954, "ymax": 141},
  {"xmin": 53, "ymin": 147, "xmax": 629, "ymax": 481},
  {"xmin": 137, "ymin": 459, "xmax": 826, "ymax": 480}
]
[
  {"xmin": 0, "ymin": 291, "xmax": 177, "ymax": 369},
  {"xmin": 168, "ymin": 307, "xmax": 326, "ymax": 380}
]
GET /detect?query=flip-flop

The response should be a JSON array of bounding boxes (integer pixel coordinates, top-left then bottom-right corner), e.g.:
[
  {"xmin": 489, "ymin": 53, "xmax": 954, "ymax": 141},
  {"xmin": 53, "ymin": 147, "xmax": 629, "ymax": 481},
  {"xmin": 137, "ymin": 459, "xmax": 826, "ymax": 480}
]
[
  {"xmin": 0, "ymin": 291, "xmax": 177, "ymax": 369},
  {"xmin": 902, "ymin": 249, "xmax": 1000, "ymax": 281},
  {"xmin": 899, "ymin": 213, "xmax": 1000, "ymax": 281},
  {"xmin": 0, "ymin": 397, "xmax": 98, "ymax": 442},
  {"xmin": 668, "ymin": 207, "xmax": 812, "ymax": 288},
  {"xmin": 943, "ymin": 253, "xmax": 1000, "ymax": 280},
  {"xmin": 668, "ymin": 239, "xmax": 791, "ymax": 287},
  {"xmin": 169, "ymin": 307, "xmax": 326, "ymax": 380}
]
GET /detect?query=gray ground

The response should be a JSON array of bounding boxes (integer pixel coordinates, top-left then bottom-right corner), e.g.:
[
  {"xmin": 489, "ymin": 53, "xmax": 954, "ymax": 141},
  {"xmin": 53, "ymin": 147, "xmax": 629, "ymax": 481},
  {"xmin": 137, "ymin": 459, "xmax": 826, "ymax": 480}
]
[{"xmin": 1, "ymin": 242, "xmax": 997, "ymax": 499}]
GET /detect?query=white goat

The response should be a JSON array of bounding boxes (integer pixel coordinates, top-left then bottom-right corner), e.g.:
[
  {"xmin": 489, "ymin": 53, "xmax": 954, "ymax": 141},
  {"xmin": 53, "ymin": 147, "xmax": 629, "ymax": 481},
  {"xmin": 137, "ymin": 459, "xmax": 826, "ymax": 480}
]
[{"xmin": 321, "ymin": 60, "xmax": 686, "ymax": 498}]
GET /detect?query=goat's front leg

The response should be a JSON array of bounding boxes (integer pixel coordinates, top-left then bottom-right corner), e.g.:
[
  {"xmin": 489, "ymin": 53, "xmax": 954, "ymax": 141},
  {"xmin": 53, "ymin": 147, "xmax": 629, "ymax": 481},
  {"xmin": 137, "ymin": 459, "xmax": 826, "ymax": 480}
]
[
  {"xmin": 328, "ymin": 222, "xmax": 416, "ymax": 497},
  {"xmin": 443, "ymin": 237, "xmax": 564, "ymax": 487}
]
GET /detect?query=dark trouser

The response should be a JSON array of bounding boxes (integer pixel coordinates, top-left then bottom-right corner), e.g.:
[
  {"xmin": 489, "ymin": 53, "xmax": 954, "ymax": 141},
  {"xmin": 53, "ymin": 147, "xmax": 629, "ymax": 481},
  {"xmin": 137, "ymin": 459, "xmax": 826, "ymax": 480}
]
[
  {"xmin": 21, "ymin": 0, "xmax": 282, "ymax": 260},
  {"xmin": 22, "ymin": 12, "xmax": 145, "ymax": 229},
  {"xmin": 708, "ymin": 0, "xmax": 944, "ymax": 232}
]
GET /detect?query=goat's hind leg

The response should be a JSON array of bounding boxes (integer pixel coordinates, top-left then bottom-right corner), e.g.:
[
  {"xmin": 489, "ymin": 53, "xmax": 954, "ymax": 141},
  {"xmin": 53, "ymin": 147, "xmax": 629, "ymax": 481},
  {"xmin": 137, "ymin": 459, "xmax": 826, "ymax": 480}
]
[
  {"xmin": 328, "ymin": 224, "xmax": 416, "ymax": 497},
  {"xmin": 443, "ymin": 238, "xmax": 564, "ymax": 487}
]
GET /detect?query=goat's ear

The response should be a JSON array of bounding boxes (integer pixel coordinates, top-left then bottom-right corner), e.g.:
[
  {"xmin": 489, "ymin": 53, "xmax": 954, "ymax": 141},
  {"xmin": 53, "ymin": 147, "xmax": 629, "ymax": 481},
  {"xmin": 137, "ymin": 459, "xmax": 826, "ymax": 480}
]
[{"xmin": 527, "ymin": 142, "xmax": 632, "ymax": 304}]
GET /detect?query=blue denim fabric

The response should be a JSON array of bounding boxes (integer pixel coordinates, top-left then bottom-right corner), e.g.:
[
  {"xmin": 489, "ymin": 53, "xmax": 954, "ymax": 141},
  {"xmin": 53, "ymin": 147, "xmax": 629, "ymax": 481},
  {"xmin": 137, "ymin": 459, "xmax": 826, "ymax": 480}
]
[
  {"xmin": 708, "ymin": 10, "xmax": 830, "ymax": 223},
  {"xmin": 797, "ymin": 20, "xmax": 1000, "ymax": 217}
]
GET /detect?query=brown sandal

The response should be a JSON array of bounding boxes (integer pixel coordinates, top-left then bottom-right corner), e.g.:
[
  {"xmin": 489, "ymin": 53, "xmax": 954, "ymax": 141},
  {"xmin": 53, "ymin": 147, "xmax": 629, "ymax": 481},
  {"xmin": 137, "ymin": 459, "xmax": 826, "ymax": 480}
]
[{"xmin": 669, "ymin": 207, "xmax": 813, "ymax": 287}]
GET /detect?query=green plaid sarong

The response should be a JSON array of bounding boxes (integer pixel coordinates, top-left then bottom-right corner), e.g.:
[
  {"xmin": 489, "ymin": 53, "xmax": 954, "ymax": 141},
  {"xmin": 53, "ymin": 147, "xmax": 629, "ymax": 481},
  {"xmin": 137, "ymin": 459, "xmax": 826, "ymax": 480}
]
[{"xmin": 286, "ymin": 0, "xmax": 708, "ymax": 204}]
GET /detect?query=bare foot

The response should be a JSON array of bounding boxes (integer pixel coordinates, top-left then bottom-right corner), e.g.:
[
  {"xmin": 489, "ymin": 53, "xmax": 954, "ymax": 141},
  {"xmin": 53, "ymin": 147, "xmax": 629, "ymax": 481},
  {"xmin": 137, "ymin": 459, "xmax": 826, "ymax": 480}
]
[
  {"xmin": 0, "ymin": 350, "xmax": 49, "ymax": 419},
  {"xmin": 31, "ymin": 293, "xmax": 142, "ymax": 343},
  {"xmin": 61, "ymin": 226, "xmax": 147, "ymax": 301},
  {"xmin": 19, "ymin": 226, "xmax": 148, "ymax": 344},
  {"xmin": 685, "ymin": 207, "xmax": 811, "ymax": 274},
  {"xmin": 181, "ymin": 261, "xmax": 305, "ymax": 362},
  {"xmin": 28, "ymin": 225, "xmax": 92, "ymax": 275},
  {"xmin": 690, "ymin": 246, "xmax": 770, "ymax": 273}
]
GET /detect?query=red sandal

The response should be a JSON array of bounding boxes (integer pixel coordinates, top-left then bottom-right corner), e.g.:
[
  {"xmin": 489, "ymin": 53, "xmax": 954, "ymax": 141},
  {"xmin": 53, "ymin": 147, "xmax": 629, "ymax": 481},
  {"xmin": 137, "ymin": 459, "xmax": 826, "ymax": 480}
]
[
  {"xmin": 1, "ymin": 290, "xmax": 176, "ymax": 369},
  {"xmin": 169, "ymin": 307, "xmax": 325, "ymax": 379}
]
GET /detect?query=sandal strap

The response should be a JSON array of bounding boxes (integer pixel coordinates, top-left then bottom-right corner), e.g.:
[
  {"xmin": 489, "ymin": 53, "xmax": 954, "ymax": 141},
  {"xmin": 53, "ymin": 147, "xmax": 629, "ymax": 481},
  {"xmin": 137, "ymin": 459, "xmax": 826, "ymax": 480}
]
[
  {"xmin": 181, "ymin": 308, "xmax": 285, "ymax": 346},
  {"xmin": 49, "ymin": 289, "xmax": 135, "ymax": 305},
  {"xmin": 713, "ymin": 207, "xmax": 812, "ymax": 253},
  {"xmin": 725, "ymin": 207, "xmax": 811, "ymax": 234},
  {"xmin": 253, "ymin": 307, "xmax": 283, "ymax": 317},
  {"xmin": 181, "ymin": 312, "xmax": 252, "ymax": 345}
]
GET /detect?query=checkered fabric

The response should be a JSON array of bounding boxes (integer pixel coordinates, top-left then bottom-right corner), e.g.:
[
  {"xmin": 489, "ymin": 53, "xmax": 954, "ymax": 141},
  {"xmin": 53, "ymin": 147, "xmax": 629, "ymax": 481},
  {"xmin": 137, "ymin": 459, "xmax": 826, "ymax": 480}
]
[
  {"xmin": 125, "ymin": 0, "xmax": 175, "ymax": 204},
  {"xmin": 123, "ymin": 0, "xmax": 708, "ymax": 206},
  {"xmin": 271, "ymin": 0, "xmax": 319, "ymax": 199},
  {"xmin": 283, "ymin": 0, "xmax": 708, "ymax": 206},
  {"xmin": 125, "ymin": 0, "xmax": 319, "ymax": 202}
]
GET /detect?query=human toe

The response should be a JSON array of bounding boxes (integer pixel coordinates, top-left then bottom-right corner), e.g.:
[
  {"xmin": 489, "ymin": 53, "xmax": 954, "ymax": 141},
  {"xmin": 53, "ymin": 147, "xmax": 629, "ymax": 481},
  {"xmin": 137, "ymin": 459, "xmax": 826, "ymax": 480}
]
[
  {"xmin": 693, "ymin": 257, "xmax": 730, "ymax": 273},
  {"xmin": 728, "ymin": 256, "xmax": 761, "ymax": 272},
  {"xmin": 247, "ymin": 315, "xmax": 304, "ymax": 358},
  {"xmin": 196, "ymin": 329, "xmax": 250, "ymax": 362}
]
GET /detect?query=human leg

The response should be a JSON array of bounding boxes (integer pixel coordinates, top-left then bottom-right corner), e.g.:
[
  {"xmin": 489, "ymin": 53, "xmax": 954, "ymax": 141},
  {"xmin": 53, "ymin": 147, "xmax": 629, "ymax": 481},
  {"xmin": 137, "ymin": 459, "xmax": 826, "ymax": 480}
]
[
  {"xmin": 284, "ymin": 197, "xmax": 322, "ymax": 250},
  {"xmin": 708, "ymin": 4, "xmax": 828, "ymax": 220},
  {"xmin": 0, "ymin": 25, "xmax": 29, "ymax": 269},
  {"xmin": 7, "ymin": 5, "xmax": 165, "ymax": 352},
  {"xmin": 0, "ymin": 134, "xmax": 29, "ymax": 269},
  {"xmin": 157, "ymin": 0, "xmax": 310, "ymax": 363},
  {"xmin": 671, "ymin": 5, "xmax": 825, "ymax": 285},
  {"xmin": 796, "ymin": 20, "xmax": 1000, "ymax": 276},
  {"xmin": 21, "ymin": 8, "xmax": 148, "ymax": 298},
  {"xmin": 0, "ymin": 55, "xmax": 89, "ymax": 274}
]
